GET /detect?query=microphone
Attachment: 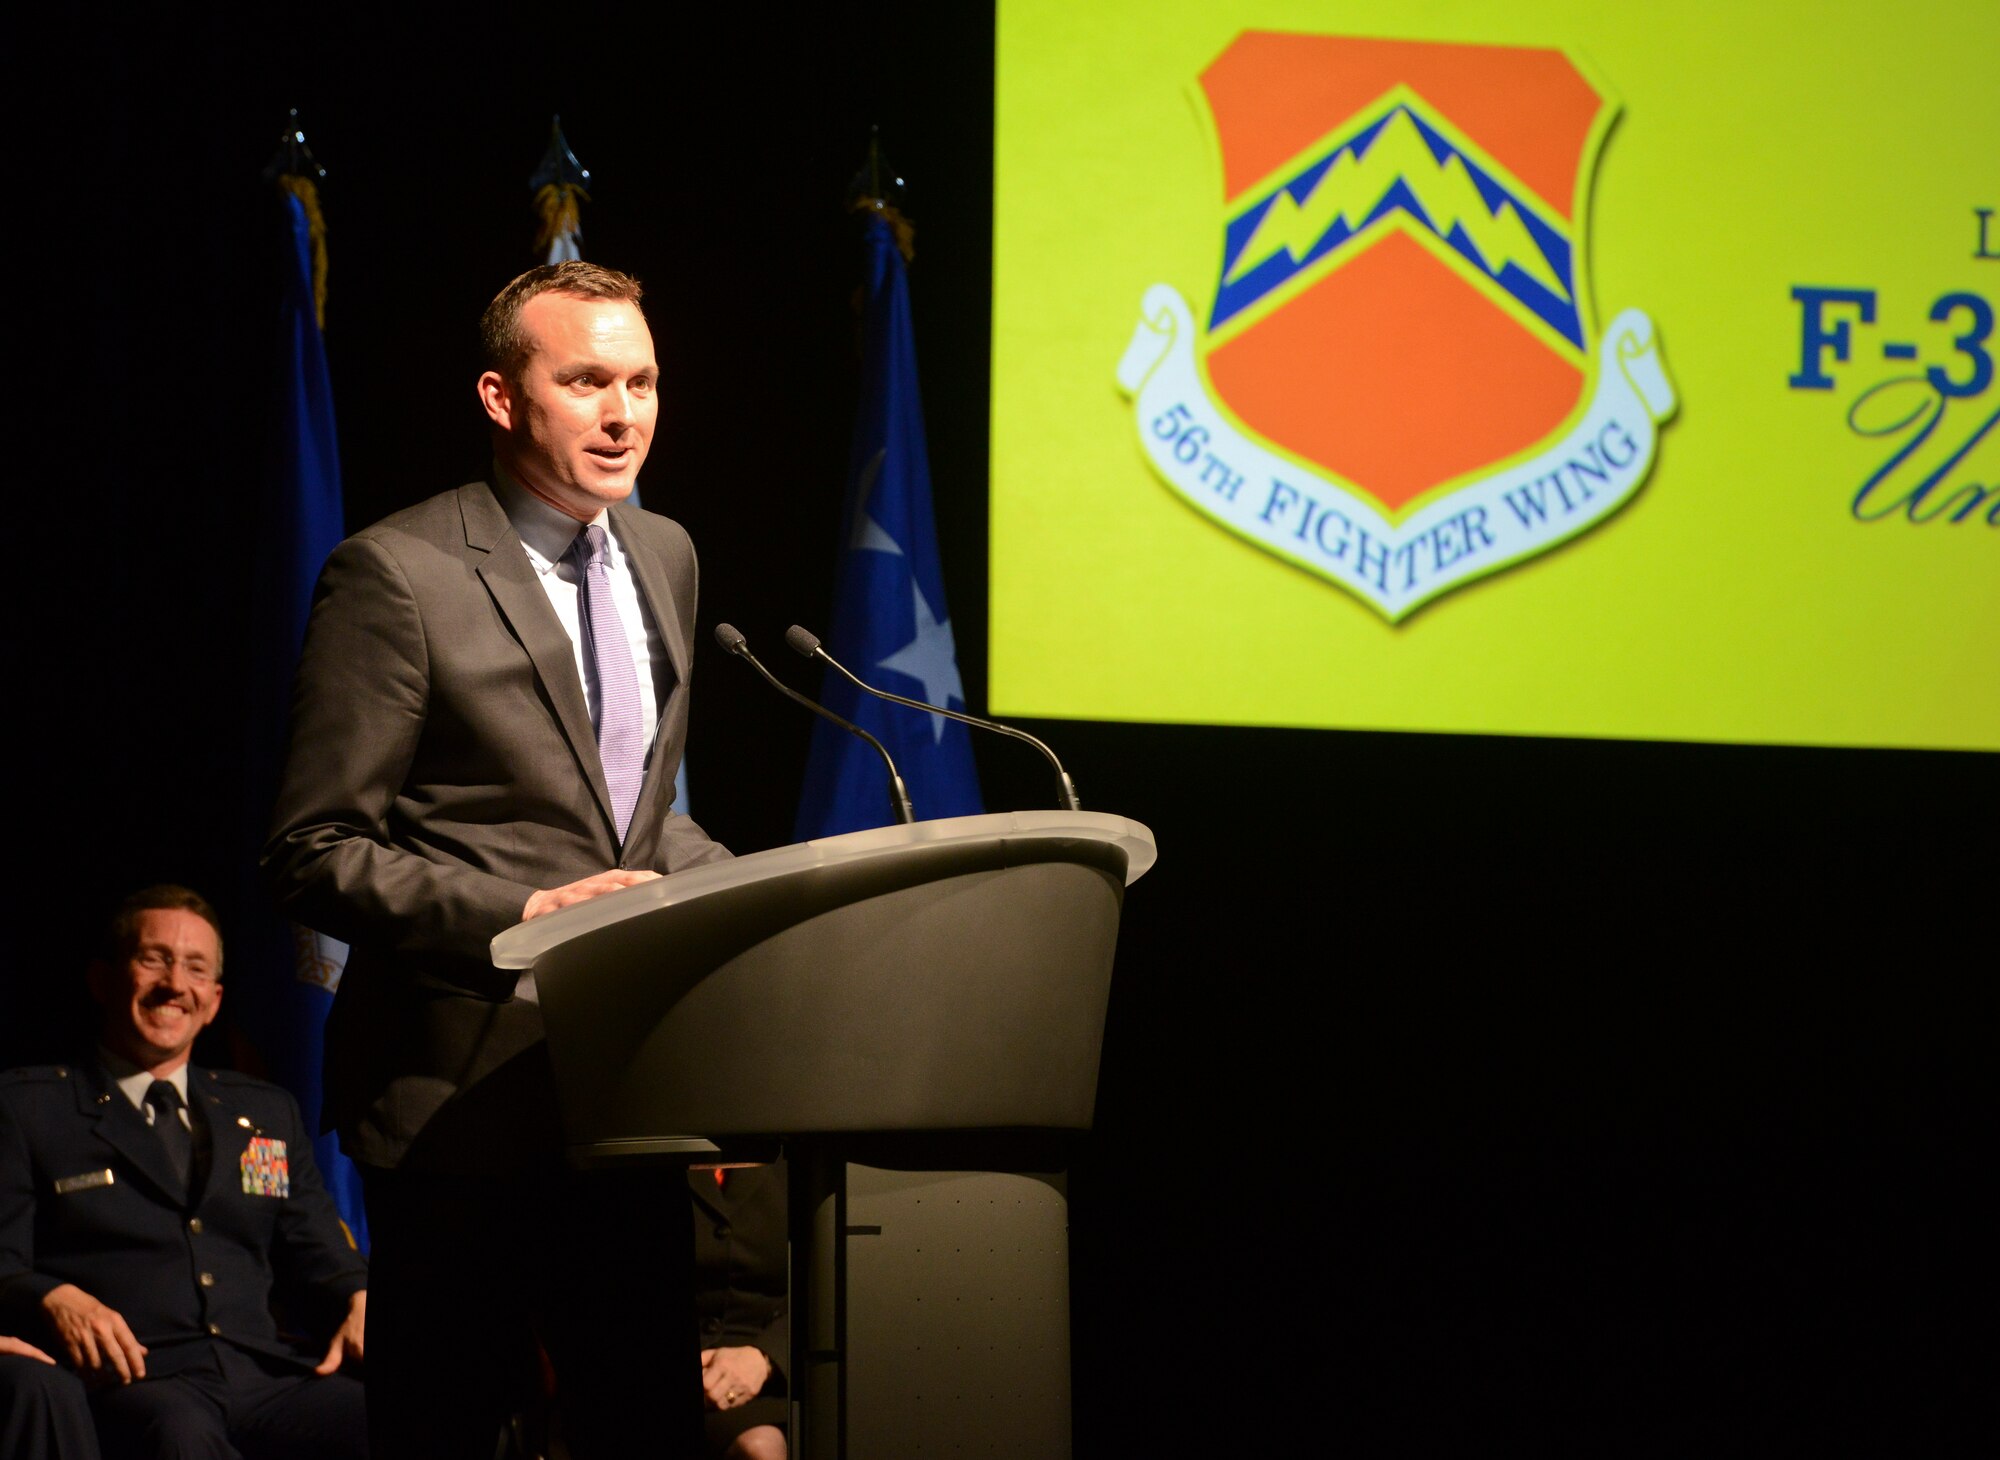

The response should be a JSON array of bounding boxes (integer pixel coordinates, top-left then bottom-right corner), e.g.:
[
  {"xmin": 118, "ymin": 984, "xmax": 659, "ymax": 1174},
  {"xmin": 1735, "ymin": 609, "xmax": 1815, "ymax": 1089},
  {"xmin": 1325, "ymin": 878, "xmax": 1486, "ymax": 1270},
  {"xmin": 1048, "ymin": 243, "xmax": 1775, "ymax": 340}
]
[
  {"xmin": 785, "ymin": 625, "xmax": 1081, "ymax": 812},
  {"xmin": 714, "ymin": 625, "xmax": 914, "ymax": 824}
]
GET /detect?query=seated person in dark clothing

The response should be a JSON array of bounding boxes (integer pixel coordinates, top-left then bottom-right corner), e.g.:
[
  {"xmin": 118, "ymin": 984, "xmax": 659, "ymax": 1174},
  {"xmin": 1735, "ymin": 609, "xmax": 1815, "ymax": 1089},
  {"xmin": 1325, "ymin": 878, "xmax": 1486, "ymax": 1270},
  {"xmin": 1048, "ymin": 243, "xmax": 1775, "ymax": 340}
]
[
  {"xmin": 2, "ymin": 1332, "xmax": 102, "ymax": 1460},
  {"xmin": 0, "ymin": 885, "xmax": 368, "ymax": 1460},
  {"xmin": 691, "ymin": 1161, "xmax": 787, "ymax": 1460}
]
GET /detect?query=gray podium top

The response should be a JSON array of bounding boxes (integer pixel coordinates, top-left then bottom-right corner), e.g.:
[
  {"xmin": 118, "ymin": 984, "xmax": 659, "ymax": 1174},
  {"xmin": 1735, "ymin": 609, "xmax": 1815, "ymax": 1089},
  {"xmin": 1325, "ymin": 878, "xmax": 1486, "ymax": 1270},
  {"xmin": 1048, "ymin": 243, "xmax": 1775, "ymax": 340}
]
[{"xmin": 491, "ymin": 810, "xmax": 1157, "ymax": 970}]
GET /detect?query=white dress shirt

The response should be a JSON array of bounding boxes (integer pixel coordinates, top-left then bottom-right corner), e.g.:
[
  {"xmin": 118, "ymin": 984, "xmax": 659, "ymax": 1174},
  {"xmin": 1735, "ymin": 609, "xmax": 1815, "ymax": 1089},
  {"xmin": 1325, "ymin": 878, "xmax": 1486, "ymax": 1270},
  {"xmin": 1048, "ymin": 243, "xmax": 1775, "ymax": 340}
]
[{"xmin": 98, "ymin": 1047, "xmax": 191, "ymax": 1129}]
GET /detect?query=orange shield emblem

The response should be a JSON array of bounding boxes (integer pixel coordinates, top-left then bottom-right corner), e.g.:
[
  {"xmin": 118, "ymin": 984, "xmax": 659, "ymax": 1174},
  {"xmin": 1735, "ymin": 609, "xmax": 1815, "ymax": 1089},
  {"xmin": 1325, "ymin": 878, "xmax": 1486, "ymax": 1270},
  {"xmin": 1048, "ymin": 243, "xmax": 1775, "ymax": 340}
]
[{"xmin": 1117, "ymin": 32, "xmax": 1677, "ymax": 619}]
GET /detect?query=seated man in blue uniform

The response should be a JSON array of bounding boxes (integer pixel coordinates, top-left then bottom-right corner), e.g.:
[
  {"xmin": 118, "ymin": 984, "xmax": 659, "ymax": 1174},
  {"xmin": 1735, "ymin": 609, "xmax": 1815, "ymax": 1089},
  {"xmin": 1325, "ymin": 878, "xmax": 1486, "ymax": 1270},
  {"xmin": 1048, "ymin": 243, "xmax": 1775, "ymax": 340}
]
[{"xmin": 0, "ymin": 885, "xmax": 369, "ymax": 1460}]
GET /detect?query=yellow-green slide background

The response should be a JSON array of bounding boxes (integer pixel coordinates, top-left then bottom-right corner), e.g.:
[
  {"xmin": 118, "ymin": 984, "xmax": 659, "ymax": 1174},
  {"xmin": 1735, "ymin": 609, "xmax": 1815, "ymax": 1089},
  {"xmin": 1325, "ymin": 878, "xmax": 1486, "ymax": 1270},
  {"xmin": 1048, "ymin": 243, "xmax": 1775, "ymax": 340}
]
[{"xmin": 989, "ymin": 0, "xmax": 1997, "ymax": 749}]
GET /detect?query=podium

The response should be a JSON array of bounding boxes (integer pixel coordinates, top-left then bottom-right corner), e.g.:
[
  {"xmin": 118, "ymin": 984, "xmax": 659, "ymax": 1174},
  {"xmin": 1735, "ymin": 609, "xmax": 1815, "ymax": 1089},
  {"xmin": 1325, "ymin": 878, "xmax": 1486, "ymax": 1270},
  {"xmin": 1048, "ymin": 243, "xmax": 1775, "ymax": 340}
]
[{"xmin": 491, "ymin": 811, "xmax": 1157, "ymax": 1458}]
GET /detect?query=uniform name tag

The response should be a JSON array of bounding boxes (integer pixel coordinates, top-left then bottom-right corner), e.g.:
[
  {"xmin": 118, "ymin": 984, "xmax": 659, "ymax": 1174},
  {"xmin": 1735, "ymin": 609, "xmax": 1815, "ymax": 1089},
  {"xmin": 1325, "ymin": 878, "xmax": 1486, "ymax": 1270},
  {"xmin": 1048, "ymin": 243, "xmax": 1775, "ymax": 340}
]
[
  {"xmin": 53, "ymin": 1169, "xmax": 116, "ymax": 1195},
  {"xmin": 240, "ymin": 1137, "xmax": 291, "ymax": 1198}
]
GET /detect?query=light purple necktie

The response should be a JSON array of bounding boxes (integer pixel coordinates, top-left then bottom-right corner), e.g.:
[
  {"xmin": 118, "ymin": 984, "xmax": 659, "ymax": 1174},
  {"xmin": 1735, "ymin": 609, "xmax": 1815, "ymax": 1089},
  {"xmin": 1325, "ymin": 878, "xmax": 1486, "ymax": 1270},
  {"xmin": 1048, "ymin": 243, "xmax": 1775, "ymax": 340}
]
[{"xmin": 568, "ymin": 524, "xmax": 644, "ymax": 843}]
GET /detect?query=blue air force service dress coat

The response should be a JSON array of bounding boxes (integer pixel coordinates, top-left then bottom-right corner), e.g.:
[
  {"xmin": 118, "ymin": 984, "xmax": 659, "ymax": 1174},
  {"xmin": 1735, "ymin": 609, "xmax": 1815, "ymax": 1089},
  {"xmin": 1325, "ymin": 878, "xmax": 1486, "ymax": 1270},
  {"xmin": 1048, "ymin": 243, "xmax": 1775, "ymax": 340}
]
[{"xmin": 0, "ymin": 1062, "xmax": 367, "ymax": 1376}]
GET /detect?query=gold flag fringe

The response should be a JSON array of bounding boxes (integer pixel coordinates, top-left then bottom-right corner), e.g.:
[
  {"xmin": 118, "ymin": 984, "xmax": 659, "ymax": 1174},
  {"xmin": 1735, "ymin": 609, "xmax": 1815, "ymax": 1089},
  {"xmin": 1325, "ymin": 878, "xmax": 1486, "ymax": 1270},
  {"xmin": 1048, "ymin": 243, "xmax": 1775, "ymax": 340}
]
[
  {"xmin": 277, "ymin": 174, "xmax": 329, "ymax": 330},
  {"xmin": 535, "ymin": 182, "xmax": 590, "ymax": 255},
  {"xmin": 851, "ymin": 196, "xmax": 915, "ymax": 264}
]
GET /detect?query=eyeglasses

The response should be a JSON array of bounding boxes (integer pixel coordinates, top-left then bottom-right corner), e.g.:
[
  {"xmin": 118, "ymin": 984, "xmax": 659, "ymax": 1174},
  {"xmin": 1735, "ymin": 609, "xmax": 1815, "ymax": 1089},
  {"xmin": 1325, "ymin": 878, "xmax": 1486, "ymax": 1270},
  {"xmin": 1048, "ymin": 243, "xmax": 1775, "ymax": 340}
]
[{"xmin": 134, "ymin": 949, "xmax": 219, "ymax": 984}]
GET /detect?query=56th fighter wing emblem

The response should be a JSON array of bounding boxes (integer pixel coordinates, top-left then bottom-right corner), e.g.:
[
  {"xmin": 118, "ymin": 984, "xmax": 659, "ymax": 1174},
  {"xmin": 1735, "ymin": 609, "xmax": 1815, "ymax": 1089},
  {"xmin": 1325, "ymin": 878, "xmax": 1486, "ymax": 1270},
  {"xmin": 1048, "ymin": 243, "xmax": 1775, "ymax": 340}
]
[{"xmin": 1117, "ymin": 32, "xmax": 1676, "ymax": 620}]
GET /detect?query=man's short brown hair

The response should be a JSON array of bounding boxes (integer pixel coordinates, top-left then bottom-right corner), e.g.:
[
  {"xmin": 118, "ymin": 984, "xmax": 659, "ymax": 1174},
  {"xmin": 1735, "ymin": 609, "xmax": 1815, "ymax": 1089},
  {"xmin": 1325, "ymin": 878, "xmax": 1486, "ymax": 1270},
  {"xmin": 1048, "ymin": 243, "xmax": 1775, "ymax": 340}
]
[
  {"xmin": 479, "ymin": 261, "xmax": 647, "ymax": 379},
  {"xmin": 103, "ymin": 884, "xmax": 225, "ymax": 975}
]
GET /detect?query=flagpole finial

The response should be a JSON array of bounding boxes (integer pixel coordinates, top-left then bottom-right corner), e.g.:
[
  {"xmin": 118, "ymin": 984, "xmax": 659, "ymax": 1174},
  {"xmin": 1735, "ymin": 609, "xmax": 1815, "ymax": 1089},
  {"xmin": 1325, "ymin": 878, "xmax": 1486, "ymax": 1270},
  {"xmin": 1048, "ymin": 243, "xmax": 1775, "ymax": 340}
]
[
  {"xmin": 531, "ymin": 117, "xmax": 592, "ymax": 263},
  {"xmin": 531, "ymin": 116, "xmax": 592, "ymax": 192},
  {"xmin": 262, "ymin": 108, "xmax": 326, "ymax": 183},
  {"xmin": 846, "ymin": 126, "xmax": 914, "ymax": 263},
  {"xmin": 265, "ymin": 109, "xmax": 330, "ymax": 329}
]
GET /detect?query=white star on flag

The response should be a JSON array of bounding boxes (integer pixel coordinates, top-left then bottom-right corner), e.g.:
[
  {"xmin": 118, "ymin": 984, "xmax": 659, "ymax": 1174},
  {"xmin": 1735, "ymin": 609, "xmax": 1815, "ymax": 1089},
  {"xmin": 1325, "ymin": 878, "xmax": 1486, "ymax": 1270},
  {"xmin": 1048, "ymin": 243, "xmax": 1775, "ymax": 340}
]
[
  {"xmin": 849, "ymin": 448, "xmax": 905, "ymax": 557},
  {"xmin": 877, "ymin": 579, "xmax": 965, "ymax": 743}
]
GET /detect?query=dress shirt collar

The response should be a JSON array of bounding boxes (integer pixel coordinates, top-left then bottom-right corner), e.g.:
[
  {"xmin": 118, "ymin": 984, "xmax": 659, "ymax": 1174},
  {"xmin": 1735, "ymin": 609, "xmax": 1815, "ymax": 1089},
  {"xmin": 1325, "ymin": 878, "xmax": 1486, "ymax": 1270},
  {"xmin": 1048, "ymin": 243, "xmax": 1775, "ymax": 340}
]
[
  {"xmin": 96, "ymin": 1045, "xmax": 189, "ymax": 1116},
  {"xmin": 491, "ymin": 461, "xmax": 609, "ymax": 572}
]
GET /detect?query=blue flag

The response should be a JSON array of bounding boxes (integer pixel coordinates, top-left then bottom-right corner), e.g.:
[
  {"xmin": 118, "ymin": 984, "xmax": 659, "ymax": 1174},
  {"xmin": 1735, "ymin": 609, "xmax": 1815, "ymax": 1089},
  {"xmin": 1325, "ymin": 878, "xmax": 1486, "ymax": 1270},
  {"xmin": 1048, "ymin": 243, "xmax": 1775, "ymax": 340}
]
[
  {"xmin": 796, "ymin": 216, "xmax": 983, "ymax": 837},
  {"xmin": 237, "ymin": 183, "xmax": 368, "ymax": 1249}
]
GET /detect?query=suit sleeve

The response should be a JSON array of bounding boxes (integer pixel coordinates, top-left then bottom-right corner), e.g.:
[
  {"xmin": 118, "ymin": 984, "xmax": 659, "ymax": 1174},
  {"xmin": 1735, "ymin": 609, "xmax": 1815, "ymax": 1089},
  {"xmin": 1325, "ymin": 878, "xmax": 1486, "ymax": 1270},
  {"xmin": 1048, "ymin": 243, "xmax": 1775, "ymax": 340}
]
[
  {"xmin": 738, "ymin": 1167, "xmax": 788, "ymax": 1382},
  {"xmin": 749, "ymin": 1301, "xmax": 788, "ymax": 1388},
  {"xmin": 0, "ymin": 1091, "xmax": 60, "ymax": 1334},
  {"xmin": 265, "ymin": 1092, "xmax": 367, "ymax": 1312},
  {"xmin": 262, "ymin": 534, "xmax": 537, "ymax": 967}
]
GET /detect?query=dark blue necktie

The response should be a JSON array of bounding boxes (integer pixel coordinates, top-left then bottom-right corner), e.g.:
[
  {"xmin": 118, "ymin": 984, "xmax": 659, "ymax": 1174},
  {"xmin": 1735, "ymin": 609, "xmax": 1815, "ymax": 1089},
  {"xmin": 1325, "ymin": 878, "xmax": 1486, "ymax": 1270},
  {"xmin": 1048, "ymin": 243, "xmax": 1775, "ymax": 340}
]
[{"xmin": 145, "ymin": 1079, "xmax": 191, "ymax": 1194}]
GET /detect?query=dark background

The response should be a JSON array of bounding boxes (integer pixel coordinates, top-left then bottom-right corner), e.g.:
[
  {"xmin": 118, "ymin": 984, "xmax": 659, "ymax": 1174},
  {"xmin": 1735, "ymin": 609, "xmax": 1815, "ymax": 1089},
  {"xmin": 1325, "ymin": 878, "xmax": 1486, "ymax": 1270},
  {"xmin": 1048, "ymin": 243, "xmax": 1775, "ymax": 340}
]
[{"xmin": 11, "ymin": 8, "xmax": 1993, "ymax": 1452}]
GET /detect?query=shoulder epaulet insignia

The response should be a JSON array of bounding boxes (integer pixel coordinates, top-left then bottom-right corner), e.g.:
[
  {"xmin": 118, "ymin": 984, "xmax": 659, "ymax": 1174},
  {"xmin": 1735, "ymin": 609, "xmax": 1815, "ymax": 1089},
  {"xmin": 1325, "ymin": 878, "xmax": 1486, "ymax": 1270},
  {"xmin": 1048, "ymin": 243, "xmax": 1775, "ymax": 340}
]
[
  {"xmin": 205, "ymin": 1069, "xmax": 277, "ymax": 1093},
  {"xmin": 0, "ymin": 1065, "xmax": 73, "ymax": 1086}
]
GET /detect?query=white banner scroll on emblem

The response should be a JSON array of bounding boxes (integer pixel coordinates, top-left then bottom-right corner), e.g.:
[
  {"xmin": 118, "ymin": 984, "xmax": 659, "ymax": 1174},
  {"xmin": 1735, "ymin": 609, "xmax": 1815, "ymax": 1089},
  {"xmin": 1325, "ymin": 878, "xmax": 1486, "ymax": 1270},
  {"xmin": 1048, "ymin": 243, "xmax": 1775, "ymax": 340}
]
[{"xmin": 1117, "ymin": 283, "xmax": 1677, "ymax": 620}]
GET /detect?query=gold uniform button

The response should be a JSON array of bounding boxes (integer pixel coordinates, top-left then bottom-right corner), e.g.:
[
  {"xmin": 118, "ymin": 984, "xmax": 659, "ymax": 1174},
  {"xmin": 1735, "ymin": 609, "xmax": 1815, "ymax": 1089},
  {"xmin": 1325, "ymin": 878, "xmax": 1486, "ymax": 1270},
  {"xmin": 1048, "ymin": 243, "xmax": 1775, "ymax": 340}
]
[
  {"xmin": 188, "ymin": 1219, "xmax": 203, "ymax": 1234},
  {"xmin": 199, "ymin": 1273, "xmax": 215, "ymax": 1288},
  {"xmin": 206, "ymin": 1323, "xmax": 221, "ymax": 1336}
]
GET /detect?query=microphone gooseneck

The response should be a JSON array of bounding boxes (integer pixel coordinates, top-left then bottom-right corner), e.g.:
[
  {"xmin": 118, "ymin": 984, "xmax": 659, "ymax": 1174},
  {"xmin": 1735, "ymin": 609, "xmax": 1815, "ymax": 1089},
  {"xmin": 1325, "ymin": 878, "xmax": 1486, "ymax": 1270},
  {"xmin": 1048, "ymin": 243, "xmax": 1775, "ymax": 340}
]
[
  {"xmin": 714, "ymin": 624, "xmax": 915, "ymax": 824},
  {"xmin": 784, "ymin": 625, "xmax": 1081, "ymax": 811}
]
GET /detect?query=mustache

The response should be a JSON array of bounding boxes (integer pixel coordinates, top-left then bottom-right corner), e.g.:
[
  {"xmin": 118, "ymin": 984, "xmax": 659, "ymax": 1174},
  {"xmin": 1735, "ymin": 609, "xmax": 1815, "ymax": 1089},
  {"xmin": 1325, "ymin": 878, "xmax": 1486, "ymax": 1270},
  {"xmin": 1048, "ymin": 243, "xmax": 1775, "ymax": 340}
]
[{"xmin": 139, "ymin": 989, "xmax": 194, "ymax": 1010}]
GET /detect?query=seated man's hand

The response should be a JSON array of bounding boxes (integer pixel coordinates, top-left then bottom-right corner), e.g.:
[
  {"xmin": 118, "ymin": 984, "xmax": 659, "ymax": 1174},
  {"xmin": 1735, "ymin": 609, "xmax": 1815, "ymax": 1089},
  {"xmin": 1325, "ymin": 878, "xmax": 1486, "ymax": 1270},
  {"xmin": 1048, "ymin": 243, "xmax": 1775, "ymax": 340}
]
[
  {"xmin": 42, "ymin": 1283, "xmax": 147, "ymax": 1384},
  {"xmin": 1, "ymin": 1334, "xmax": 58, "ymax": 1364},
  {"xmin": 314, "ymin": 1290, "xmax": 366, "ymax": 1375},
  {"xmin": 523, "ymin": 870, "xmax": 661, "ymax": 921},
  {"xmin": 701, "ymin": 1345, "xmax": 773, "ymax": 1410}
]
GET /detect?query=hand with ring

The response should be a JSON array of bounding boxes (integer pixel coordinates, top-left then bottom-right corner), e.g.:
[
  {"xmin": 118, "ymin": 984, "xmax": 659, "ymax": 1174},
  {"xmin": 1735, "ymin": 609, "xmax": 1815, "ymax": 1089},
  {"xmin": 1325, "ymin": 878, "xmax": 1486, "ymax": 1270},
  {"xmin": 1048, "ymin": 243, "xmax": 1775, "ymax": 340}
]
[{"xmin": 701, "ymin": 1345, "xmax": 773, "ymax": 1411}]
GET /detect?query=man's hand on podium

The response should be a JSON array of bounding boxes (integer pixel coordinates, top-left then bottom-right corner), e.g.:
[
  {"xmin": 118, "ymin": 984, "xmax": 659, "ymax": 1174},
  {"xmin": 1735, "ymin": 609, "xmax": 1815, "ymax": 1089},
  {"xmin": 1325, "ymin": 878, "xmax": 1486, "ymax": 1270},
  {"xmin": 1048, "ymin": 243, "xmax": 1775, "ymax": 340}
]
[{"xmin": 523, "ymin": 870, "xmax": 661, "ymax": 921}]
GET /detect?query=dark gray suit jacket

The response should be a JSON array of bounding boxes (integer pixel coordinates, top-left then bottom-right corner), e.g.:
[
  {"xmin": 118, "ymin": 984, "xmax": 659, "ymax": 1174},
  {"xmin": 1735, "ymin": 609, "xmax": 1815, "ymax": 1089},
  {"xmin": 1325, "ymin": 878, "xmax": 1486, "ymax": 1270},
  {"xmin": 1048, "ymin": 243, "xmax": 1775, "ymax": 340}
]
[{"xmin": 263, "ymin": 480, "xmax": 730, "ymax": 1174}]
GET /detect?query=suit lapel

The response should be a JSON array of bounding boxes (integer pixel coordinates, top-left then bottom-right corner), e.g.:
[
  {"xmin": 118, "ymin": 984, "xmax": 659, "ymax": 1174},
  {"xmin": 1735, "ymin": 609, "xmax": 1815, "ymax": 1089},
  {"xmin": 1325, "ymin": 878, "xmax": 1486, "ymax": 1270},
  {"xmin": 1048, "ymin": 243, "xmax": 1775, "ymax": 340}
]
[
  {"xmin": 76, "ymin": 1065, "xmax": 187, "ymax": 1208},
  {"xmin": 611, "ymin": 504, "xmax": 687, "ymax": 850},
  {"xmin": 460, "ymin": 482, "xmax": 619, "ymax": 839},
  {"xmin": 612, "ymin": 505, "xmax": 689, "ymax": 694}
]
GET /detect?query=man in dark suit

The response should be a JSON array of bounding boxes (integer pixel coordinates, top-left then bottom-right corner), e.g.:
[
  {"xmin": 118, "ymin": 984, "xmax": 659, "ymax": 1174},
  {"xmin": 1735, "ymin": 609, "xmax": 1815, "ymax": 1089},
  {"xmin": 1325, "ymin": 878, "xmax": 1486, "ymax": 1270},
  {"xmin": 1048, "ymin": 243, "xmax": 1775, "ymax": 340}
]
[
  {"xmin": 264, "ymin": 261, "xmax": 731, "ymax": 1459},
  {"xmin": 0, "ymin": 885, "xmax": 367, "ymax": 1460}
]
